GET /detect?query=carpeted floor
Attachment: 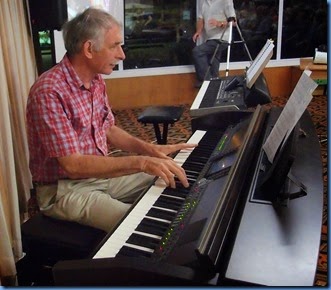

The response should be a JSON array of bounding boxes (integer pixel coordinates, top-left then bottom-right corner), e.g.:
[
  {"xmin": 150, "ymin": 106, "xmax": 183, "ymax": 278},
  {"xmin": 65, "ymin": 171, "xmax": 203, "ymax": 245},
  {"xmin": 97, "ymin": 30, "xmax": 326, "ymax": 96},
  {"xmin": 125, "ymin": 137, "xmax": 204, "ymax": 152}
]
[{"xmin": 112, "ymin": 94, "xmax": 327, "ymax": 286}]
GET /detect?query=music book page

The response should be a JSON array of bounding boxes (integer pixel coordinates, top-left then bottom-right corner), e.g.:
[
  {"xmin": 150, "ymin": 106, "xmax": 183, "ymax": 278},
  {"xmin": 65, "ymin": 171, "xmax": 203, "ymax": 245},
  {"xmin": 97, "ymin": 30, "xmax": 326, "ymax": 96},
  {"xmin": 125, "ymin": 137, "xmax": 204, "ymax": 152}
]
[
  {"xmin": 246, "ymin": 39, "xmax": 274, "ymax": 89},
  {"xmin": 262, "ymin": 70, "xmax": 318, "ymax": 163}
]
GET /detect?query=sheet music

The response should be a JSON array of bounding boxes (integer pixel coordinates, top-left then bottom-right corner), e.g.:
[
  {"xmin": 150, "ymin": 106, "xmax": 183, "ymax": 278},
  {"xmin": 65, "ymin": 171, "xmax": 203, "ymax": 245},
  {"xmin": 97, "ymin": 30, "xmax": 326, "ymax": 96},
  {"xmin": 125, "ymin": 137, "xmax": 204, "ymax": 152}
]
[
  {"xmin": 246, "ymin": 39, "xmax": 274, "ymax": 89},
  {"xmin": 262, "ymin": 70, "xmax": 318, "ymax": 163}
]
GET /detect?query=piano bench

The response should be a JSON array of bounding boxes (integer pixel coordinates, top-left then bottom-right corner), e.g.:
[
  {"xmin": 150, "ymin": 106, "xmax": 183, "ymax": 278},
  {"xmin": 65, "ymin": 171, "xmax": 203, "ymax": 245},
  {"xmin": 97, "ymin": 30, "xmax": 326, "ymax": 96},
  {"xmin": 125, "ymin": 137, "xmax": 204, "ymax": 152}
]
[
  {"xmin": 18, "ymin": 212, "xmax": 107, "ymax": 285},
  {"xmin": 137, "ymin": 106, "xmax": 184, "ymax": 144}
]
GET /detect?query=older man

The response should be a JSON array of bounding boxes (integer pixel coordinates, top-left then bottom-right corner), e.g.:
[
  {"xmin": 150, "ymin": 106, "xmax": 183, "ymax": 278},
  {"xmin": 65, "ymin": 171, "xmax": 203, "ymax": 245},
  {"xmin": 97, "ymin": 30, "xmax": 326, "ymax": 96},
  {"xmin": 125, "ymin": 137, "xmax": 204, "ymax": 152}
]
[{"xmin": 26, "ymin": 8, "xmax": 196, "ymax": 232}]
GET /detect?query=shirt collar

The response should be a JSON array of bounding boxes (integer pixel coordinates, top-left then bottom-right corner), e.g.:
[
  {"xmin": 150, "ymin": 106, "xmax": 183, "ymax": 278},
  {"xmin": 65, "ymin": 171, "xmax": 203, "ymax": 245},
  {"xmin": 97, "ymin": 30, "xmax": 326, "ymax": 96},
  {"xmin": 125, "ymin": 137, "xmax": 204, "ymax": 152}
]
[{"xmin": 61, "ymin": 54, "xmax": 100, "ymax": 89}]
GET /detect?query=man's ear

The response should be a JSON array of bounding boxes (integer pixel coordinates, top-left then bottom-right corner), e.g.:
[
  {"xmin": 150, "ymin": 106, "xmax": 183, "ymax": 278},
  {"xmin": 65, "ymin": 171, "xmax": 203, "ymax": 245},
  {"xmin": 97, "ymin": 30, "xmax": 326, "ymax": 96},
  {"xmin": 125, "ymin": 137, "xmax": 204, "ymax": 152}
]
[{"xmin": 83, "ymin": 40, "xmax": 93, "ymax": 59}]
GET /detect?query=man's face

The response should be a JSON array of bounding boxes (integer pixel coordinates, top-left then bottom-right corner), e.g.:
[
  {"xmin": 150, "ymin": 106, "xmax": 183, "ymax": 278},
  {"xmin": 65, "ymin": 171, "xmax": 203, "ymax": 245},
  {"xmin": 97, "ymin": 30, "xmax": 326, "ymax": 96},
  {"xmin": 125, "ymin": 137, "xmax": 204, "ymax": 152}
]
[{"xmin": 91, "ymin": 25, "xmax": 125, "ymax": 75}]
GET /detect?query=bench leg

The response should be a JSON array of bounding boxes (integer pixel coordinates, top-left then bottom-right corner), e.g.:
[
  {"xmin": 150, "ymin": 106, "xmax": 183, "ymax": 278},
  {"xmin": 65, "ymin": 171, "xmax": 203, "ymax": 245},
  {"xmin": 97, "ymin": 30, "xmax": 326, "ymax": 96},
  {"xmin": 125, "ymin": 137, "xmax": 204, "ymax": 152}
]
[{"xmin": 152, "ymin": 123, "xmax": 169, "ymax": 144}]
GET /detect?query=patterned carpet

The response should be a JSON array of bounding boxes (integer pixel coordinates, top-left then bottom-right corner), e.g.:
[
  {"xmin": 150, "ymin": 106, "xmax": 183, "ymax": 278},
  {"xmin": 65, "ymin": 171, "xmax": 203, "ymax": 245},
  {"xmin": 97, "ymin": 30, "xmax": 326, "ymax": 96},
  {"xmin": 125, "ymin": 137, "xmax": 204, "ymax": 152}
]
[{"xmin": 112, "ymin": 94, "xmax": 327, "ymax": 286}]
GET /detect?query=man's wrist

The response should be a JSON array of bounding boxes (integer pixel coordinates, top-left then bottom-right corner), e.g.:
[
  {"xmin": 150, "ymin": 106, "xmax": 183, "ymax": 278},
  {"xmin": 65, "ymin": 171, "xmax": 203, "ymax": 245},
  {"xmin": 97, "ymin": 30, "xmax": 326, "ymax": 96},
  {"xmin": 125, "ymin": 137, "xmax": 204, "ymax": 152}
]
[{"xmin": 217, "ymin": 21, "xmax": 224, "ymax": 27}]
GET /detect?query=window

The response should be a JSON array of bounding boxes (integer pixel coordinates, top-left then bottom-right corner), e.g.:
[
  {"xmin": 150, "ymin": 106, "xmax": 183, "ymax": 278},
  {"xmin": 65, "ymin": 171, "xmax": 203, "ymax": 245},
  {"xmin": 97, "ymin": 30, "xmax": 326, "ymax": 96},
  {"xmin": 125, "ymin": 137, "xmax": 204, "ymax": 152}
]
[
  {"xmin": 38, "ymin": 30, "xmax": 55, "ymax": 72},
  {"xmin": 281, "ymin": 0, "xmax": 327, "ymax": 59},
  {"xmin": 44, "ymin": 0, "xmax": 327, "ymax": 76},
  {"xmin": 123, "ymin": 0, "xmax": 196, "ymax": 69},
  {"xmin": 233, "ymin": 0, "xmax": 279, "ymax": 61}
]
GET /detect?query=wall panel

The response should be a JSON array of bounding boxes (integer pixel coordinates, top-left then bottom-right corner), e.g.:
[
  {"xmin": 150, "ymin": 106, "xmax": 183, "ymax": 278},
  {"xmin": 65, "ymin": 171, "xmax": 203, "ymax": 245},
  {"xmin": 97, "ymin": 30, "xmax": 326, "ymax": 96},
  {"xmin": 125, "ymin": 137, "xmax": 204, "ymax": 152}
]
[{"xmin": 105, "ymin": 67, "xmax": 293, "ymax": 109}]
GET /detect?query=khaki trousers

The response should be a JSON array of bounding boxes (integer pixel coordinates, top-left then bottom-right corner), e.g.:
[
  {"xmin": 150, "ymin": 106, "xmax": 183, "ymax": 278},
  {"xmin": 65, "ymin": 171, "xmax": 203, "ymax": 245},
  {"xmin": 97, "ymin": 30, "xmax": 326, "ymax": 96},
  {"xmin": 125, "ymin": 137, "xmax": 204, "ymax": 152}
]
[{"xmin": 36, "ymin": 173, "xmax": 154, "ymax": 232}]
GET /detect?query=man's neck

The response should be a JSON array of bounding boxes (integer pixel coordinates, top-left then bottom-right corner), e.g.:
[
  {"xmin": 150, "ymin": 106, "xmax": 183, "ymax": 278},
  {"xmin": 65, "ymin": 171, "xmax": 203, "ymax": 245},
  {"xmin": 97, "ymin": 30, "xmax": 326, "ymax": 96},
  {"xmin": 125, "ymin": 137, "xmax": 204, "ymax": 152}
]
[{"xmin": 68, "ymin": 54, "xmax": 95, "ymax": 89}]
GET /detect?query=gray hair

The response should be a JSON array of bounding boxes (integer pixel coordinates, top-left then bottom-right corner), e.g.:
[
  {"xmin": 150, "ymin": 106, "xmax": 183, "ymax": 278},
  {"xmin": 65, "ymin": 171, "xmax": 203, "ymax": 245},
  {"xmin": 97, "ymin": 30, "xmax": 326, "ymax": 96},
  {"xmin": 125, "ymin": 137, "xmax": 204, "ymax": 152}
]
[{"xmin": 62, "ymin": 7, "xmax": 121, "ymax": 56}]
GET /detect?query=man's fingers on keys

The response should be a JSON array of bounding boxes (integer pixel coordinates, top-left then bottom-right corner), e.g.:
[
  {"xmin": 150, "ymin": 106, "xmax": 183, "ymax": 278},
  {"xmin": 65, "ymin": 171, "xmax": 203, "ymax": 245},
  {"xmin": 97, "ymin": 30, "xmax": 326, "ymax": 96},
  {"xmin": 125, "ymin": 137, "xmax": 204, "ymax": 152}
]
[{"xmin": 170, "ymin": 163, "xmax": 189, "ymax": 188}]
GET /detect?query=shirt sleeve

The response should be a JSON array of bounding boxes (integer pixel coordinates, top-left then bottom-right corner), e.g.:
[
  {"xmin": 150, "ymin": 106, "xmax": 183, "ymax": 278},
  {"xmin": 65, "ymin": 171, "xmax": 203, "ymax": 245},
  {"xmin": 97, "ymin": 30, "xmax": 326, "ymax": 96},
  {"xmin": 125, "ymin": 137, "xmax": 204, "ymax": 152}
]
[
  {"xmin": 225, "ymin": 0, "xmax": 236, "ymax": 18},
  {"xmin": 197, "ymin": 0, "xmax": 204, "ymax": 19}
]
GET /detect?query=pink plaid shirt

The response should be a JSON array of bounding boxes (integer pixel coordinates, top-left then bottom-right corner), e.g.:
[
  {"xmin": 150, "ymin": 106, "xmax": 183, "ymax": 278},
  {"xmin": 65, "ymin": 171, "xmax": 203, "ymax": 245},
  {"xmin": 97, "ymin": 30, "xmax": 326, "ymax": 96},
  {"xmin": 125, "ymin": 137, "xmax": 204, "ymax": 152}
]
[{"xmin": 26, "ymin": 54, "xmax": 115, "ymax": 183}]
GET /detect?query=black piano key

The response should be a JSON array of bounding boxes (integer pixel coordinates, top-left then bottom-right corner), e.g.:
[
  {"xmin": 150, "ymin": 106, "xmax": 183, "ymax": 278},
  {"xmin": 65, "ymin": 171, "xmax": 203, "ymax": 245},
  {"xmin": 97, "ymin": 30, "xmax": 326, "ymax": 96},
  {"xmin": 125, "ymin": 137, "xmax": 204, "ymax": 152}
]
[
  {"xmin": 186, "ymin": 174, "xmax": 199, "ymax": 182},
  {"xmin": 127, "ymin": 233, "xmax": 160, "ymax": 249},
  {"xmin": 162, "ymin": 188, "xmax": 188, "ymax": 198},
  {"xmin": 186, "ymin": 150, "xmax": 206, "ymax": 157},
  {"xmin": 117, "ymin": 245, "xmax": 152, "ymax": 258},
  {"xmin": 174, "ymin": 180, "xmax": 195, "ymax": 189},
  {"xmin": 200, "ymin": 80, "xmax": 222, "ymax": 107},
  {"xmin": 185, "ymin": 170, "xmax": 200, "ymax": 178},
  {"xmin": 154, "ymin": 196, "xmax": 183, "ymax": 211},
  {"xmin": 136, "ymin": 218, "xmax": 170, "ymax": 237},
  {"xmin": 182, "ymin": 162, "xmax": 204, "ymax": 172},
  {"xmin": 185, "ymin": 156, "xmax": 207, "ymax": 164},
  {"xmin": 193, "ymin": 153, "xmax": 211, "ymax": 161},
  {"xmin": 147, "ymin": 207, "xmax": 177, "ymax": 221}
]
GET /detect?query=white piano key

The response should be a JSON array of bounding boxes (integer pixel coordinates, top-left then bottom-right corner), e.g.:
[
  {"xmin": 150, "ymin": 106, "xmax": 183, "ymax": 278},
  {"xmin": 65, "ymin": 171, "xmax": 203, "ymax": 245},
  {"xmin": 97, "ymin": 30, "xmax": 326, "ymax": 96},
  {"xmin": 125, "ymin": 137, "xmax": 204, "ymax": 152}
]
[
  {"xmin": 154, "ymin": 130, "xmax": 206, "ymax": 188},
  {"xmin": 154, "ymin": 178, "xmax": 167, "ymax": 187},
  {"xmin": 190, "ymin": 81, "xmax": 210, "ymax": 110},
  {"xmin": 189, "ymin": 130, "xmax": 207, "ymax": 143},
  {"xmin": 133, "ymin": 230, "xmax": 162, "ymax": 240},
  {"xmin": 142, "ymin": 215, "xmax": 172, "ymax": 224},
  {"xmin": 93, "ymin": 186, "xmax": 164, "ymax": 259},
  {"xmin": 162, "ymin": 194, "xmax": 185, "ymax": 201},
  {"xmin": 123, "ymin": 243, "xmax": 154, "ymax": 253},
  {"xmin": 151, "ymin": 206, "xmax": 177, "ymax": 214}
]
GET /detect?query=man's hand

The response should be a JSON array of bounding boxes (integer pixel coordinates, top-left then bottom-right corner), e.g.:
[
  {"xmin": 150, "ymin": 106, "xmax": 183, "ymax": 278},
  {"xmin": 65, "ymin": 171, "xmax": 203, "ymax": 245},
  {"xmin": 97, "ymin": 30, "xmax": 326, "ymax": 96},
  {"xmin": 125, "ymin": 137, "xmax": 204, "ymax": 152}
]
[
  {"xmin": 208, "ymin": 18, "xmax": 226, "ymax": 28},
  {"xmin": 140, "ymin": 142, "xmax": 197, "ymax": 188},
  {"xmin": 192, "ymin": 32, "xmax": 200, "ymax": 43},
  {"xmin": 149, "ymin": 143, "xmax": 198, "ymax": 159},
  {"xmin": 141, "ymin": 156, "xmax": 189, "ymax": 188}
]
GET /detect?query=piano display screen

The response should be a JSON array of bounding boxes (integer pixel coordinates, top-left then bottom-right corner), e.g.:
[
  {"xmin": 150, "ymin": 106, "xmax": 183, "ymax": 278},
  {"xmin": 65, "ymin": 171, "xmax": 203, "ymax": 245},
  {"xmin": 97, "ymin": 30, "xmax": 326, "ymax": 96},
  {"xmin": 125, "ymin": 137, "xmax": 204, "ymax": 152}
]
[{"xmin": 206, "ymin": 118, "xmax": 251, "ymax": 178}]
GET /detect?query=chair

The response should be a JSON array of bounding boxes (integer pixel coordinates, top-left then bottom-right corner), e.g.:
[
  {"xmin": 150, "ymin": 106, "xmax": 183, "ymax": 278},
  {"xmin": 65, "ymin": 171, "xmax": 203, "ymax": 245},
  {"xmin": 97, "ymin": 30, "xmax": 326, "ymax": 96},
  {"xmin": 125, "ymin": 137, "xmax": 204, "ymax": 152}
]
[
  {"xmin": 17, "ymin": 191, "xmax": 107, "ymax": 286},
  {"xmin": 137, "ymin": 106, "xmax": 184, "ymax": 144}
]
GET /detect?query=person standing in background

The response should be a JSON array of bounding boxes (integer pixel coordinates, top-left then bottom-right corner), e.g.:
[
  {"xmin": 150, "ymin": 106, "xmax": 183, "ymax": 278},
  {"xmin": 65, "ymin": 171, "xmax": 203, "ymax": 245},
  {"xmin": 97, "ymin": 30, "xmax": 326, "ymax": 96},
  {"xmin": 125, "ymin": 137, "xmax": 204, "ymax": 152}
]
[{"xmin": 192, "ymin": 0, "xmax": 236, "ymax": 88}]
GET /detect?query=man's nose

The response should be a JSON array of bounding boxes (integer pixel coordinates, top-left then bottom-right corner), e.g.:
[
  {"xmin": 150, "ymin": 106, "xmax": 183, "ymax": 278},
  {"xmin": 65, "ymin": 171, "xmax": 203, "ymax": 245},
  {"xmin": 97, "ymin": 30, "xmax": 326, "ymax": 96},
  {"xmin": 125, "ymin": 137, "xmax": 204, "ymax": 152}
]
[{"xmin": 118, "ymin": 45, "xmax": 126, "ymax": 60}]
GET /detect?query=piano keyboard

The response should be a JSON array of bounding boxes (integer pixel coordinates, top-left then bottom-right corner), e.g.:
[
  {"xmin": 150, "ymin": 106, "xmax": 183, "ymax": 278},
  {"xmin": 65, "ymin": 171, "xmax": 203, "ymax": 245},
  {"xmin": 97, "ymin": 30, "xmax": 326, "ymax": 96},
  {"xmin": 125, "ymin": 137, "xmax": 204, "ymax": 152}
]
[
  {"xmin": 190, "ymin": 79, "xmax": 246, "ymax": 117},
  {"xmin": 93, "ymin": 129, "xmax": 221, "ymax": 259}
]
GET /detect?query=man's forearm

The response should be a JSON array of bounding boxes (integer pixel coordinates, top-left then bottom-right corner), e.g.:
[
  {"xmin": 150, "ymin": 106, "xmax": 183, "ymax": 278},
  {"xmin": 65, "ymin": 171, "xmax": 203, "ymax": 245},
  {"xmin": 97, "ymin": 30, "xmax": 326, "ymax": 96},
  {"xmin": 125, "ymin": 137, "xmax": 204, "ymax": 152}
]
[
  {"xmin": 106, "ymin": 125, "xmax": 154, "ymax": 156},
  {"xmin": 196, "ymin": 18, "xmax": 204, "ymax": 34},
  {"xmin": 58, "ymin": 153, "xmax": 144, "ymax": 179}
]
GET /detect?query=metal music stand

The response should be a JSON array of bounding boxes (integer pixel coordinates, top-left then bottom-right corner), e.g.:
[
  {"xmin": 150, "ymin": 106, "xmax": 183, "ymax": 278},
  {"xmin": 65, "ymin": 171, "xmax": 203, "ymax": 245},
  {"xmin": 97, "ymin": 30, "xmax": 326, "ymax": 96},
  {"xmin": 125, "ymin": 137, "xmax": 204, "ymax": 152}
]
[{"xmin": 203, "ymin": 21, "xmax": 253, "ymax": 80}]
